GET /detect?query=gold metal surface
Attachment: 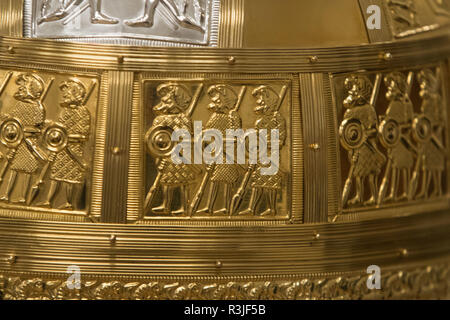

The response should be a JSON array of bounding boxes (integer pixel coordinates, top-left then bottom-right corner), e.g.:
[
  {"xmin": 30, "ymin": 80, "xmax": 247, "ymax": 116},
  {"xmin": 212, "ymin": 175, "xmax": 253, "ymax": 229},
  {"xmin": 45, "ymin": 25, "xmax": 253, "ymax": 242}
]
[{"xmin": 0, "ymin": 0, "xmax": 449, "ymax": 300}]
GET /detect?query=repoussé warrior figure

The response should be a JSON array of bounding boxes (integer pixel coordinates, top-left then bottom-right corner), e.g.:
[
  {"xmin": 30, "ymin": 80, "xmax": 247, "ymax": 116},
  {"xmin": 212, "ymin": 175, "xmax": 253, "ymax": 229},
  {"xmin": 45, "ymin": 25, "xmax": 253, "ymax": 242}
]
[
  {"xmin": 146, "ymin": 83, "xmax": 197, "ymax": 214},
  {"xmin": 197, "ymin": 85, "xmax": 242, "ymax": 215},
  {"xmin": 125, "ymin": 0, "xmax": 205, "ymax": 32},
  {"xmin": 39, "ymin": 0, "xmax": 118, "ymax": 25},
  {"xmin": 39, "ymin": 79, "xmax": 91, "ymax": 209},
  {"xmin": 378, "ymin": 72, "xmax": 415, "ymax": 203},
  {"xmin": 414, "ymin": 69, "xmax": 446, "ymax": 199},
  {"xmin": 238, "ymin": 85, "xmax": 287, "ymax": 216},
  {"xmin": 340, "ymin": 75, "xmax": 386, "ymax": 207},
  {"xmin": 0, "ymin": 74, "xmax": 47, "ymax": 203}
]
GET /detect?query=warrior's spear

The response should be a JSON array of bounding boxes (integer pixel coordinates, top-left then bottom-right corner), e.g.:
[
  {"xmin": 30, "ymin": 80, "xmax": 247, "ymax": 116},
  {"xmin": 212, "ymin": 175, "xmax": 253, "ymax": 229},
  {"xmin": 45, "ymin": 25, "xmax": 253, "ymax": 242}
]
[
  {"xmin": 27, "ymin": 79, "xmax": 97, "ymax": 205},
  {"xmin": 189, "ymin": 85, "xmax": 247, "ymax": 217},
  {"xmin": 142, "ymin": 83, "xmax": 204, "ymax": 218},
  {"xmin": 229, "ymin": 85, "xmax": 287, "ymax": 216},
  {"xmin": 409, "ymin": 68, "xmax": 443, "ymax": 199},
  {"xmin": 377, "ymin": 71, "xmax": 414, "ymax": 205}
]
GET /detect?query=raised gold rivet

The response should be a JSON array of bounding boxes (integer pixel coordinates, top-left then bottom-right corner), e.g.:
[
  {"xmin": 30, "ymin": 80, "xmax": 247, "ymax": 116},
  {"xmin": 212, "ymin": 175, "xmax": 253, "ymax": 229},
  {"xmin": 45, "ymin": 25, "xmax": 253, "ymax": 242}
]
[
  {"xmin": 215, "ymin": 260, "xmax": 222, "ymax": 268},
  {"xmin": 381, "ymin": 52, "xmax": 393, "ymax": 61},
  {"xmin": 7, "ymin": 46, "xmax": 15, "ymax": 54},
  {"xmin": 110, "ymin": 234, "xmax": 117, "ymax": 244},
  {"xmin": 117, "ymin": 56, "xmax": 124, "ymax": 64},
  {"xmin": 313, "ymin": 232, "xmax": 320, "ymax": 240},
  {"xmin": 227, "ymin": 56, "xmax": 236, "ymax": 65},
  {"xmin": 309, "ymin": 56, "xmax": 318, "ymax": 64},
  {"xmin": 309, "ymin": 143, "xmax": 320, "ymax": 151},
  {"xmin": 399, "ymin": 248, "xmax": 408, "ymax": 258},
  {"xmin": 6, "ymin": 255, "xmax": 16, "ymax": 265},
  {"xmin": 111, "ymin": 147, "xmax": 121, "ymax": 155}
]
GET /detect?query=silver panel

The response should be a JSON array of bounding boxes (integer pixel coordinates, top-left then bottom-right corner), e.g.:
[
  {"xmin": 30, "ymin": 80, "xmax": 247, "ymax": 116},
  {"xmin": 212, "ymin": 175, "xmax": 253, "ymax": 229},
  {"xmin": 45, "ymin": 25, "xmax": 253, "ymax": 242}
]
[{"xmin": 24, "ymin": 0, "xmax": 220, "ymax": 47}]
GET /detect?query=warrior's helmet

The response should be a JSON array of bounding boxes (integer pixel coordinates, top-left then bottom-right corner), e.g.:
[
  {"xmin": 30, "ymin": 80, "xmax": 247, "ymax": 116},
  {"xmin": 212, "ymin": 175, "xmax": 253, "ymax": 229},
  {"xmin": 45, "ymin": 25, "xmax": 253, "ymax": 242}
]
[
  {"xmin": 343, "ymin": 75, "xmax": 373, "ymax": 108},
  {"xmin": 417, "ymin": 69, "xmax": 439, "ymax": 97},
  {"xmin": 384, "ymin": 72, "xmax": 408, "ymax": 100},
  {"xmin": 60, "ymin": 78, "xmax": 87, "ymax": 107},
  {"xmin": 154, "ymin": 83, "xmax": 192, "ymax": 114},
  {"xmin": 14, "ymin": 73, "xmax": 44, "ymax": 102},
  {"xmin": 252, "ymin": 85, "xmax": 280, "ymax": 115},
  {"xmin": 207, "ymin": 84, "xmax": 238, "ymax": 113}
]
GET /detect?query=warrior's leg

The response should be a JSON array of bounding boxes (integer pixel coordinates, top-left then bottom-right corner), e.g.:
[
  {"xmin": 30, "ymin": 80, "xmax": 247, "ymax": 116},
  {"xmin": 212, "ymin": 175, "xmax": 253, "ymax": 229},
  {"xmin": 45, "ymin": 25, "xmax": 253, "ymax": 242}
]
[
  {"xmin": 416, "ymin": 170, "xmax": 430, "ymax": 199},
  {"xmin": 214, "ymin": 183, "xmax": 232, "ymax": 215},
  {"xmin": 198, "ymin": 182, "xmax": 219, "ymax": 214},
  {"xmin": 16, "ymin": 173, "xmax": 31, "ymax": 204},
  {"xmin": 125, "ymin": 0, "xmax": 159, "ymax": 27},
  {"xmin": 385, "ymin": 168, "xmax": 398, "ymax": 202},
  {"xmin": 364, "ymin": 174, "xmax": 377, "ymax": 206},
  {"xmin": 163, "ymin": 0, "xmax": 205, "ymax": 31},
  {"xmin": 431, "ymin": 170, "xmax": 442, "ymax": 197},
  {"xmin": 349, "ymin": 176, "xmax": 363, "ymax": 205},
  {"xmin": 59, "ymin": 183, "xmax": 74, "ymax": 210},
  {"xmin": 397, "ymin": 168, "xmax": 409, "ymax": 200},
  {"xmin": 261, "ymin": 189, "xmax": 278, "ymax": 216},
  {"xmin": 238, "ymin": 187, "xmax": 262, "ymax": 216},
  {"xmin": 90, "ymin": 0, "xmax": 118, "ymax": 24},
  {"xmin": 152, "ymin": 185, "xmax": 171, "ymax": 214},
  {"xmin": 39, "ymin": 180, "xmax": 59, "ymax": 207},
  {"xmin": 1, "ymin": 170, "xmax": 17, "ymax": 202},
  {"xmin": 172, "ymin": 185, "xmax": 189, "ymax": 215},
  {"xmin": 38, "ymin": 0, "xmax": 70, "ymax": 24},
  {"xmin": 437, "ymin": 170, "xmax": 443, "ymax": 197}
]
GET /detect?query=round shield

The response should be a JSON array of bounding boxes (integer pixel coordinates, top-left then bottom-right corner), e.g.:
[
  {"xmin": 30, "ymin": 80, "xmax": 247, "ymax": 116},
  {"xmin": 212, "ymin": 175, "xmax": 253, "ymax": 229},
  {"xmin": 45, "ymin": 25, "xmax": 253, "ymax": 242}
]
[
  {"xmin": 145, "ymin": 125, "xmax": 175, "ymax": 158},
  {"xmin": 339, "ymin": 118, "xmax": 366, "ymax": 151},
  {"xmin": 0, "ymin": 118, "xmax": 24, "ymax": 148},
  {"xmin": 43, "ymin": 124, "xmax": 69, "ymax": 153},
  {"xmin": 379, "ymin": 119, "xmax": 401, "ymax": 148},
  {"xmin": 412, "ymin": 115, "xmax": 432, "ymax": 143}
]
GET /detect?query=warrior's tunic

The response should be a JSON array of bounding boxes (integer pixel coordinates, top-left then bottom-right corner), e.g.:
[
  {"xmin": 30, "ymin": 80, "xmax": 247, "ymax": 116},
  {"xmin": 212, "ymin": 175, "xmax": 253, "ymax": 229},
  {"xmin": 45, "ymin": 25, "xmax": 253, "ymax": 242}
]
[
  {"xmin": 251, "ymin": 111, "xmax": 286, "ymax": 190},
  {"xmin": 385, "ymin": 99, "xmax": 414, "ymax": 169},
  {"xmin": 6, "ymin": 101, "xmax": 45, "ymax": 174},
  {"xmin": 420, "ymin": 94, "xmax": 445, "ymax": 171},
  {"xmin": 152, "ymin": 114, "xmax": 196, "ymax": 186},
  {"xmin": 344, "ymin": 104, "xmax": 386, "ymax": 177},
  {"xmin": 205, "ymin": 111, "xmax": 241, "ymax": 184},
  {"xmin": 49, "ymin": 106, "xmax": 90, "ymax": 184}
]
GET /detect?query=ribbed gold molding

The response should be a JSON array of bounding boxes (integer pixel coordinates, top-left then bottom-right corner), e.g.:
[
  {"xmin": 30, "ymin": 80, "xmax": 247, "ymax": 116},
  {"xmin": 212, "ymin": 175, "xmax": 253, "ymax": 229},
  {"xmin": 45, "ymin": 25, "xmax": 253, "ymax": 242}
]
[
  {"xmin": 219, "ymin": 0, "xmax": 245, "ymax": 48},
  {"xmin": 0, "ymin": 0, "xmax": 23, "ymax": 38}
]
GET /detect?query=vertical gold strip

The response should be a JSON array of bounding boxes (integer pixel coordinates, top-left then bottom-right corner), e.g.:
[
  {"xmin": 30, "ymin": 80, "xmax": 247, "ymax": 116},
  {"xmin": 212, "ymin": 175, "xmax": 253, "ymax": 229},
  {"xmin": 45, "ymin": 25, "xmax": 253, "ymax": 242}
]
[
  {"xmin": 101, "ymin": 71, "xmax": 134, "ymax": 223},
  {"xmin": 90, "ymin": 72, "xmax": 109, "ymax": 218},
  {"xmin": 300, "ymin": 73, "xmax": 329, "ymax": 223},
  {"xmin": 0, "ymin": 0, "xmax": 24, "ymax": 37},
  {"xmin": 324, "ymin": 75, "xmax": 339, "ymax": 220},
  {"xmin": 127, "ymin": 76, "xmax": 143, "ymax": 221},
  {"xmin": 218, "ymin": 0, "xmax": 245, "ymax": 48},
  {"xmin": 291, "ymin": 74, "xmax": 304, "ymax": 223}
]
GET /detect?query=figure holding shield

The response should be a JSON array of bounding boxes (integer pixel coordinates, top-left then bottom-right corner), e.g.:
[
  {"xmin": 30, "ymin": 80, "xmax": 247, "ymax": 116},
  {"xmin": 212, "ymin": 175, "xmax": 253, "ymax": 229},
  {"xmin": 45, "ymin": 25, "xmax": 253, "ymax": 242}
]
[
  {"xmin": 144, "ymin": 83, "xmax": 199, "ymax": 215},
  {"xmin": 378, "ymin": 72, "xmax": 415, "ymax": 204},
  {"xmin": 413, "ymin": 69, "xmax": 446, "ymax": 199},
  {"xmin": 0, "ymin": 74, "xmax": 47, "ymax": 203},
  {"xmin": 37, "ymin": 78, "xmax": 92, "ymax": 209},
  {"xmin": 340, "ymin": 75, "xmax": 386, "ymax": 207}
]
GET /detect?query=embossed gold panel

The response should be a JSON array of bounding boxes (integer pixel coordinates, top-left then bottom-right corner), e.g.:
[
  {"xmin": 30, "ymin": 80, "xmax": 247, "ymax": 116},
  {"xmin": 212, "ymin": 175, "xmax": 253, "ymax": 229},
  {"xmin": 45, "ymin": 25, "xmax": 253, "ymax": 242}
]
[
  {"xmin": 332, "ymin": 63, "xmax": 450, "ymax": 221},
  {"xmin": 128, "ymin": 74, "xmax": 302, "ymax": 222},
  {"xmin": 0, "ymin": 68, "xmax": 100, "ymax": 220}
]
